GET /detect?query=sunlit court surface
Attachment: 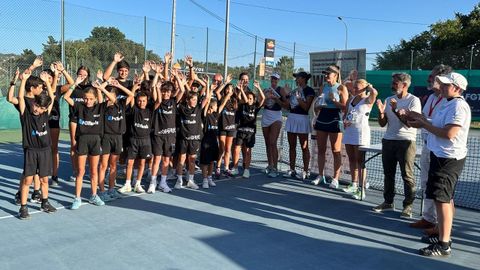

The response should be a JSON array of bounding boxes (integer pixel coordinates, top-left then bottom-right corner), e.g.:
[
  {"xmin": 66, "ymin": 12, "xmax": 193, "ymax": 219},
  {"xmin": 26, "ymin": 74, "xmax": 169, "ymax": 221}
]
[{"xmin": 0, "ymin": 134, "xmax": 478, "ymax": 270}]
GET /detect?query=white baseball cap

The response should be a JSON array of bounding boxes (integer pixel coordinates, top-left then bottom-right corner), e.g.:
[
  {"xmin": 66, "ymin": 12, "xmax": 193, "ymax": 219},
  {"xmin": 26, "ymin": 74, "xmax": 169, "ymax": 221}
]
[
  {"xmin": 270, "ymin": 73, "xmax": 280, "ymax": 79},
  {"xmin": 436, "ymin": 72, "xmax": 468, "ymax": 91}
]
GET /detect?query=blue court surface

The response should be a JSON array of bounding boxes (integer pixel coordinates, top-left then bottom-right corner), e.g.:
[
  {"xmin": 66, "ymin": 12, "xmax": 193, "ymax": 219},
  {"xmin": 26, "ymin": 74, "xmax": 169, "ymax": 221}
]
[{"xmin": 0, "ymin": 141, "xmax": 479, "ymax": 270}]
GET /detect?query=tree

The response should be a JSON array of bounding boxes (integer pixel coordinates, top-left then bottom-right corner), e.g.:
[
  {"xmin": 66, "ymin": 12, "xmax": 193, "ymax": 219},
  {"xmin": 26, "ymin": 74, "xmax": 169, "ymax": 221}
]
[
  {"xmin": 274, "ymin": 56, "xmax": 294, "ymax": 79},
  {"xmin": 374, "ymin": 4, "xmax": 480, "ymax": 70}
]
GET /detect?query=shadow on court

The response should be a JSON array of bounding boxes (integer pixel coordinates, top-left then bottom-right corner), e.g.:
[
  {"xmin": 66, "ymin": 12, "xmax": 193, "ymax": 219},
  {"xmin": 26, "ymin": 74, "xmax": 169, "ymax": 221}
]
[{"xmin": 0, "ymin": 141, "xmax": 479, "ymax": 269}]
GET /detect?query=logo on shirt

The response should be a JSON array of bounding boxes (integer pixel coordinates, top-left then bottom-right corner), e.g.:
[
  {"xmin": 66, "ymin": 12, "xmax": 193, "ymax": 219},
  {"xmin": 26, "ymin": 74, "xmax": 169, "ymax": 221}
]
[
  {"xmin": 78, "ymin": 119, "xmax": 99, "ymax": 126},
  {"xmin": 107, "ymin": 115, "xmax": 123, "ymax": 121},
  {"xmin": 31, "ymin": 130, "xmax": 48, "ymax": 137}
]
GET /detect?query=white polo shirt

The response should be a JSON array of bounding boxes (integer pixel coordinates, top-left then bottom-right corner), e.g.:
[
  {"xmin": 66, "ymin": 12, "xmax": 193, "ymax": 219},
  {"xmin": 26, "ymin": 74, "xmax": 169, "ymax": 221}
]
[
  {"xmin": 427, "ymin": 97, "xmax": 471, "ymax": 159},
  {"xmin": 383, "ymin": 93, "xmax": 422, "ymax": 141},
  {"xmin": 421, "ymin": 93, "xmax": 447, "ymax": 141}
]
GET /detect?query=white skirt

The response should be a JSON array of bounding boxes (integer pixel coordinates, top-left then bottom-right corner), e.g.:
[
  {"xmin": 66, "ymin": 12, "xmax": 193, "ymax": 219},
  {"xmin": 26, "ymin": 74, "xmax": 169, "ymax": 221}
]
[
  {"xmin": 285, "ymin": 113, "xmax": 311, "ymax": 134},
  {"xmin": 342, "ymin": 125, "xmax": 370, "ymax": 146},
  {"xmin": 261, "ymin": 109, "xmax": 283, "ymax": 127}
]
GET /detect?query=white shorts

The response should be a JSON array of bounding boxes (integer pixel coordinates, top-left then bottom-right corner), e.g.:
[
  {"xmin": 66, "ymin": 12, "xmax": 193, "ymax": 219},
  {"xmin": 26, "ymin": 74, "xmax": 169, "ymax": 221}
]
[
  {"xmin": 285, "ymin": 113, "xmax": 311, "ymax": 134},
  {"xmin": 261, "ymin": 109, "xmax": 282, "ymax": 127}
]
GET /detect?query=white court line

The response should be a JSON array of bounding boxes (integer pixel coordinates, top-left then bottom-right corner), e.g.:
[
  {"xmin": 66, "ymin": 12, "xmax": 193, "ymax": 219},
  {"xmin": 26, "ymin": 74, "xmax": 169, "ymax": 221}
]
[{"xmin": 0, "ymin": 172, "xmax": 265, "ymax": 220}]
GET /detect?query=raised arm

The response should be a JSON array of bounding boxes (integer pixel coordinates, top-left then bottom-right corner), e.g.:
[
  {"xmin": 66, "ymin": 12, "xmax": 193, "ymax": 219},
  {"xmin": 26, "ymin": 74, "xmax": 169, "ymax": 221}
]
[
  {"xmin": 215, "ymin": 74, "xmax": 232, "ymax": 101},
  {"xmin": 93, "ymin": 81, "xmax": 115, "ymax": 105},
  {"xmin": 254, "ymin": 80, "xmax": 265, "ymax": 107},
  {"xmin": 376, "ymin": 99, "xmax": 388, "ymax": 127},
  {"xmin": 173, "ymin": 70, "xmax": 186, "ymax": 103},
  {"xmin": 40, "ymin": 71, "xmax": 55, "ymax": 114},
  {"xmin": 111, "ymin": 79, "xmax": 135, "ymax": 105},
  {"xmin": 218, "ymin": 85, "xmax": 233, "ymax": 113},
  {"xmin": 56, "ymin": 61, "xmax": 75, "ymax": 94},
  {"xmin": 18, "ymin": 70, "xmax": 32, "ymax": 115},
  {"xmin": 7, "ymin": 68, "xmax": 20, "ymax": 105},
  {"xmin": 63, "ymin": 76, "xmax": 84, "ymax": 107},
  {"xmin": 366, "ymin": 84, "xmax": 378, "ymax": 106},
  {"xmin": 163, "ymin": 52, "xmax": 172, "ymax": 81},
  {"xmin": 201, "ymin": 77, "xmax": 211, "ymax": 110},
  {"xmin": 104, "ymin": 52, "xmax": 124, "ymax": 81}
]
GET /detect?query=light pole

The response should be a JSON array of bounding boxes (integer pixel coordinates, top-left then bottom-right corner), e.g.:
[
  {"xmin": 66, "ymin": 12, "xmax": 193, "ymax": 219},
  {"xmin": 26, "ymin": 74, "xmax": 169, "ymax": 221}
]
[
  {"xmin": 175, "ymin": 34, "xmax": 187, "ymax": 58},
  {"xmin": 338, "ymin": 17, "xmax": 348, "ymax": 50},
  {"xmin": 74, "ymin": 47, "xmax": 85, "ymax": 71}
]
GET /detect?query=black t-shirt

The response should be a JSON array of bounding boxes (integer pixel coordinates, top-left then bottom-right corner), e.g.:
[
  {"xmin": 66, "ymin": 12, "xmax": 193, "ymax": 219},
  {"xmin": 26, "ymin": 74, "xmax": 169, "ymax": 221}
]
[
  {"xmin": 153, "ymin": 99, "xmax": 177, "ymax": 136},
  {"xmin": 20, "ymin": 101, "xmax": 51, "ymax": 149},
  {"xmin": 178, "ymin": 103, "xmax": 202, "ymax": 141},
  {"xmin": 237, "ymin": 103, "xmax": 260, "ymax": 134},
  {"xmin": 117, "ymin": 80, "xmax": 133, "ymax": 99},
  {"xmin": 74, "ymin": 102, "xmax": 105, "ymax": 136},
  {"xmin": 264, "ymin": 86, "xmax": 283, "ymax": 111},
  {"xmin": 127, "ymin": 104, "xmax": 153, "ymax": 139},
  {"xmin": 49, "ymin": 85, "xmax": 62, "ymax": 123},
  {"xmin": 289, "ymin": 86, "xmax": 315, "ymax": 115},
  {"xmin": 104, "ymin": 99, "xmax": 127, "ymax": 135},
  {"xmin": 220, "ymin": 99, "xmax": 237, "ymax": 131},
  {"xmin": 68, "ymin": 84, "xmax": 92, "ymax": 121},
  {"xmin": 203, "ymin": 112, "xmax": 219, "ymax": 138}
]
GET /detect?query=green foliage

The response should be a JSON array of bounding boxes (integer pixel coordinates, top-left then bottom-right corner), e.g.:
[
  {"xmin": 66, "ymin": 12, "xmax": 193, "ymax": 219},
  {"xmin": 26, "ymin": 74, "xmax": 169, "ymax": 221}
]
[{"xmin": 374, "ymin": 4, "xmax": 480, "ymax": 70}]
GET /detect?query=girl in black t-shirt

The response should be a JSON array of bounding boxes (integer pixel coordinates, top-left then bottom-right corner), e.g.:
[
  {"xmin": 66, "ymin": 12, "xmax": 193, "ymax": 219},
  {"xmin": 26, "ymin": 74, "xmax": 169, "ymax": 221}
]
[
  {"xmin": 231, "ymin": 81, "xmax": 265, "ymax": 178},
  {"xmin": 216, "ymin": 84, "xmax": 238, "ymax": 177},
  {"xmin": 64, "ymin": 81, "xmax": 115, "ymax": 210},
  {"xmin": 98, "ymin": 80, "xmax": 134, "ymax": 202}
]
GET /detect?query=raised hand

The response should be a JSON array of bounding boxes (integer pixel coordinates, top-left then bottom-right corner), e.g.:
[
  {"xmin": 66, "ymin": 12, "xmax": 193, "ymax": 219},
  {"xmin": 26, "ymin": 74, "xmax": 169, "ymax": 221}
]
[
  {"xmin": 254, "ymin": 80, "xmax": 260, "ymax": 89},
  {"xmin": 142, "ymin": 61, "xmax": 151, "ymax": 74},
  {"xmin": 13, "ymin": 67, "xmax": 20, "ymax": 82},
  {"xmin": 225, "ymin": 74, "xmax": 232, "ymax": 84},
  {"xmin": 376, "ymin": 99, "xmax": 386, "ymax": 114},
  {"xmin": 32, "ymin": 56, "xmax": 43, "ymax": 68},
  {"xmin": 96, "ymin": 69, "xmax": 104, "ymax": 81},
  {"xmin": 156, "ymin": 63, "xmax": 164, "ymax": 74},
  {"xmin": 54, "ymin": 61, "xmax": 65, "ymax": 72},
  {"xmin": 114, "ymin": 52, "xmax": 124, "ymax": 63},
  {"xmin": 92, "ymin": 80, "xmax": 101, "ymax": 88},
  {"xmin": 75, "ymin": 75, "xmax": 84, "ymax": 86},
  {"xmin": 185, "ymin": 55, "xmax": 193, "ymax": 68},
  {"xmin": 164, "ymin": 52, "xmax": 172, "ymax": 63},
  {"xmin": 39, "ymin": 71, "xmax": 50, "ymax": 83},
  {"xmin": 149, "ymin": 61, "xmax": 158, "ymax": 72},
  {"xmin": 22, "ymin": 69, "xmax": 32, "ymax": 80}
]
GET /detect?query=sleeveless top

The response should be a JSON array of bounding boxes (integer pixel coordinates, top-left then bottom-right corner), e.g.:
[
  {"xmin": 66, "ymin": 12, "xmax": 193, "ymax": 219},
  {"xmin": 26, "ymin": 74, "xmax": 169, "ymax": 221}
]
[{"xmin": 343, "ymin": 96, "xmax": 372, "ymax": 146}]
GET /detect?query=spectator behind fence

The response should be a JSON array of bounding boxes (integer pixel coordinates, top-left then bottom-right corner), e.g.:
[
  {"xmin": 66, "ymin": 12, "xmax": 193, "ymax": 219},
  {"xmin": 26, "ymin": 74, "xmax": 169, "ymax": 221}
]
[
  {"xmin": 409, "ymin": 64, "xmax": 452, "ymax": 231},
  {"xmin": 407, "ymin": 72, "xmax": 470, "ymax": 257},
  {"xmin": 373, "ymin": 72, "xmax": 421, "ymax": 219},
  {"xmin": 310, "ymin": 65, "xmax": 348, "ymax": 188},
  {"xmin": 341, "ymin": 79, "xmax": 378, "ymax": 200},
  {"xmin": 283, "ymin": 72, "xmax": 315, "ymax": 180}
]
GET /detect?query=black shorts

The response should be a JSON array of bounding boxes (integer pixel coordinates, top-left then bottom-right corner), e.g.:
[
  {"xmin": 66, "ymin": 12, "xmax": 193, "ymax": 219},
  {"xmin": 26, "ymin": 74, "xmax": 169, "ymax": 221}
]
[
  {"xmin": 314, "ymin": 108, "xmax": 343, "ymax": 133},
  {"xmin": 426, "ymin": 153, "xmax": 466, "ymax": 203},
  {"xmin": 152, "ymin": 135, "xmax": 175, "ymax": 157},
  {"xmin": 200, "ymin": 138, "xmax": 219, "ymax": 165},
  {"xmin": 102, "ymin": 134, "xmax": 123, "ymax": 155},
  {"xmin": 48, "ymin": 120, "xmax": 60, "ymax": 129},
  {"xmin": 178, "ymin": 140, "xmax": 200, "ymax": 155},
  {"xmin": 219, "ymin": 130, "xmax": 236, "ymax": 137},
  {"xmin": 77, "ymin": 135, "xmax": 102, "ymax": 156},
  {"xmin": 23, "ymin": 148, "xmax": 52, "ymax": 178},
  {"xmin": 127, "ymin": 137, "xmax": 152, "ymax": 160},
  {"xmin": 235, "ymin": 132, "xmax": 256, "ymax": 148}
]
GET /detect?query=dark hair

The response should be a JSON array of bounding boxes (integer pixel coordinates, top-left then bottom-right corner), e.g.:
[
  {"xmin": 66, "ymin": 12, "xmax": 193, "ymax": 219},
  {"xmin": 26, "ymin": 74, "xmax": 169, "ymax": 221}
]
[
  {"xmin": 140, "ymin": 80, "xmax": 153, "ymax": 92},
  {"xmin": 42, "ymin": 69, "xmax": 55, "ymax": 78},
  {"xmin": 76, "ymin": 66, "xmax": 91, "ymax": 86},
  {"xmin": 186, "ymin": 91, "xmax": 198, "ymax": 100},
  {"xmin": 34, "ymin": 92, "xmax": 52, "ymax": 108},
  {"xmin": 117, "ymin": 60, "xmax": 130, "ymax": 71},
  {"xmin": 25, "ymin": 76, "xmax": 44, "ymax": 93},
  {"xmin": 161, "ymin": 81, "xmax": 175, "ymax": 92},
  {"xmin": 136, "ymin": 90, "xmax": 150, "ymax": 99},
  {"xmin": 106, "ymin": 85, "xmax": 119, "ymax": 96},
  {"xmin": 83, "ymin": 87, "xmax": 98, "ymax": 99},
  {"xmin": 238, "ymin": 72, "xmax": 249, "ymax": 80},
  {"xmin": 246, "ymin": 91, "xmax": 255, "ymax": 99}
]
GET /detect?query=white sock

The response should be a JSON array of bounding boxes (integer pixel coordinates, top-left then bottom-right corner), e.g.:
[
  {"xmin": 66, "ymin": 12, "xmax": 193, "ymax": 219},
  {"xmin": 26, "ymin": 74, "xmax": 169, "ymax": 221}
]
[
  {"xmin": 203, "ymin": 178, "xmax": 208, "ymax": 182},
  {"xmin": 125, "ymin": 180, "xmax": 131, "ymax": 186},
  {"xmin": 151, "ymin": 176, "xmax": 157, "ymax": 186},
  {"xmin": 208, "ymin": 176, "xmax": 213, "ymax": 181},
  {"xmin": 160, "ymin": 175, "xmax": 167, "ymax": 184},
  {"xmin": 177, "ymin": 175, "xmax": 182, "ymax": 182},
  {"xmin": 188, "ymin": 174, "xmax": 194, "ymax": 182},
  {"xmin": 352, "ymin": 182, "xmax": 358, "ymax": 188}
]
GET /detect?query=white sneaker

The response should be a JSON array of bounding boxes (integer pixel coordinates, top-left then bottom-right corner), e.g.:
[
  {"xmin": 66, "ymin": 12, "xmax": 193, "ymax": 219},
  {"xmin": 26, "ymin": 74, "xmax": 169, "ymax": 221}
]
[
  {"xmin": 147, "ymin": 184, "xmax": 156, "ymax": 194},
  {"xmin": 352, "ymin": 189, "xmax": 366, "ymax": 200},
  {"xmin": 242, "ymin": 169, "xmax": 250, "ymax": 178},
  {"xmin": 186, "ymin": 180, "xmax": 199, "ymax": 190},
  {"xmin": 134, "ymin": 184, "xmax": 145, "ymax": 193},
  {"xmin": 174, "ymin": 179, "xmax": 183, "ymax": 189},
  {"xmin": 311, "ymin": 175, "xmax": 326, "ymax": 186},
  {"xmin": 296, "ymin": 171, "xmax": 308, "ymax": 181},
  {"xmin": 342, "ymin": 184, "xmax": 358, "ymax": 193},
  {"xmin": 230, "ymin": 168, "xmax": 239, "ymax": 177},
  {"xmin": 158, "ymin": 182, "xmax": 172, "ymax": 193},
  {"xmin": 208, "ymin": 178, "xmax": 216, "ymax": 187},
  {"xmin": 118, "ymin": 184, "xmax": 132, "ymax": 193},
  {"xmin": 69, "ymin": 175, "xmax": 76, "ymax": 182},
  {"xmin": 283, "ymin": 170, "xmax": 296, "ymax": 178},
  {"xmin": 202, "ymin": 180, "xmax": 209, "ymax": 189},
  {"xmin": 329, "ymin": 179, "xmax": 339, "ymax": 189}
]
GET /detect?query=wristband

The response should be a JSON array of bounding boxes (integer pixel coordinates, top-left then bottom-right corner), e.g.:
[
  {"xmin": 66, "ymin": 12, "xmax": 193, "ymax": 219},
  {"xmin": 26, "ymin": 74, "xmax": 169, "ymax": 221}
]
[{"xmin": 10, "ymin": 82, "xmax": 15, "ymax": 86}]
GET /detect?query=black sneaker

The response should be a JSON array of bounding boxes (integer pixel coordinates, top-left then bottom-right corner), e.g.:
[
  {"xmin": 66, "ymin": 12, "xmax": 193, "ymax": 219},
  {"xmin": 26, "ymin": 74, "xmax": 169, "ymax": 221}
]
[
  {"xmin": 51, "ymin": 176, "xmax": 59, "ymax": 187},
  {"xmin": 421, "ymin": 234, "xmax": 452, "ymax": 247},
  {"xmin": 18, "ymin": 206, "xmax": 30, "ymax": 220},
  {"xmin": 30, "ymin": 191, "xmax": 42, "ymax": 204},
  {"xmin": 41, "ymin": 201, "xmax": 57, "ymax": 213},
  {"xmin": 419, "ymin": 243, "xmax": 451, "ymax": 257},
  {"xmin": 15, "ymin": 192, "xmax": 21, "ymax": 205}
]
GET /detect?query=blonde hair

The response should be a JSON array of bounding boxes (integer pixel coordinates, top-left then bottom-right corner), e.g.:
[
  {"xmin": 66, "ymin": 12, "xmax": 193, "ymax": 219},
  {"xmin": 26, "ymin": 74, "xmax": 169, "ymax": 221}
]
[{"xmin": 354, "ymin": 79, "xmax": 368, "ymax": 88}]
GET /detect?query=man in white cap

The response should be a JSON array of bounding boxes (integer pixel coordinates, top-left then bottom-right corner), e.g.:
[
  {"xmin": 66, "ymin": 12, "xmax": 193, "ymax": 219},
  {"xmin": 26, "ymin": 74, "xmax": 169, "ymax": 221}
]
[{"xmin": 407, "ymin": 72, "xmax": 470, "ymax": 257}]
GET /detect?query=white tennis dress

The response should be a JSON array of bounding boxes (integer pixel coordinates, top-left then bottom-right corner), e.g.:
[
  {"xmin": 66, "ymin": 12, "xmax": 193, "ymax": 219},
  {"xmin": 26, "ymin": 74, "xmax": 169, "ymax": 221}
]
[{"xmin": 342, "ymin": 97, "xmax": 372, "ymax": 146}]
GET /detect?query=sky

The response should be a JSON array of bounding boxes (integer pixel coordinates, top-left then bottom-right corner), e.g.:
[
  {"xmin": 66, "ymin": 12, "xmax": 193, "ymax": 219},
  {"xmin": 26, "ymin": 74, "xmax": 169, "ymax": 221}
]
[{"xmin": 0, "ymin": 0, "xmax": 478, "ymax": 70}]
